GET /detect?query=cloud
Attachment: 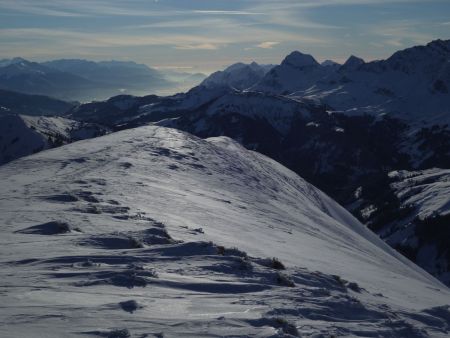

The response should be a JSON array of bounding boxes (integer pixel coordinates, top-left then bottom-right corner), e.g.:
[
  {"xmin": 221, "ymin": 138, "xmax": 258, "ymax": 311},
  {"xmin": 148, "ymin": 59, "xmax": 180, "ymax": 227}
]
[
  {"xmin": 174, "ymin": 43, "xmax": 221, "ymax": 50},
  {"xmin": 130, "ymin": 17, "xmax": 236, "ymax": 29},
  {"xmin": 193, "ymin": 10, "xmax": 262, "ymax": 16},
  {"xmin": 0, "ymin": 28, "xmax": 225, "ymax": 48},
  {"xmin": 256, "ymin": 41, "xmax": 280, "ymax": 49},
  {"xmin": 0, "ymin": 0, "xmax": 174, "ymax": 17},
  {"xmin": 249, "ymin": 0, "xmax": 427, "ymax": 10},
  {"xmin": 0, "ymin": 0, "xmax": 87, "ymax": 17}
]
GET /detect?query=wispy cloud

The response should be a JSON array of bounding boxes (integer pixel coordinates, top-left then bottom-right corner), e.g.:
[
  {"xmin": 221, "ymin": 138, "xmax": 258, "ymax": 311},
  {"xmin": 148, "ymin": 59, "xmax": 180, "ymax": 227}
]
[
  {"xmin": 0, "ymin": 23, "xmax": 326, "ymax": 49},
  {"xmin": 248, "ymin": 0, "xmax": 427, "ymax": 10},
  {"xmin": 193, "ymin": 10, "xmax": 262, "ymax": 16},
  {"xmin": 0, "ymin": 0, "xmax": 87, "ymax": 17},
  {"xmin": 0, "ymin": 28, "xmax": 227, "ymax": 48},
  {"xmin": 256, "ymin": 41, "xmax": 280, "ymax": 49},
  {"xmin": 0, "ymin": 0, "xmax": 174, "ymax": 17},
  {"xmin": 129, "ymin": 17, "xmax": 239, "ymax": 30},
  {"xmin": 174, "ymin": 43, "xmax": 221, "ymax": 50}
]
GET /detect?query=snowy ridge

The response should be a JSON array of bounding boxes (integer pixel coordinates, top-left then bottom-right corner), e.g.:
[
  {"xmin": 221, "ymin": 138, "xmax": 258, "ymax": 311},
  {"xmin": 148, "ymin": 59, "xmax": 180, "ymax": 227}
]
[
  {"xmin": 201, "ymin": 62, "xmax": 272, "ymax": 90},
  {"xmin": 385, "ymin": 169, "xmax": 450, "ymax": 285},
  {"xmin": 156, "ymin": 90, "xmax": 315, "ymax": 141},
  {"xmin": 203, "ymin": 91, "xmax": 311, "ymax": 134},
  {"xmin": 252, "ymin": 51, "xmax": 334, "ymax": 95},
  {"xmin": 0, "ymin": 114, "xmax": 108, "ymax": 164},
  {"xmin": 251, "ymin": 39, "xmax": 450, "ymax": 125},
  {"xmin": 350, "ymin": 168, "xmax": 450, "ymax": 287},
  {"xmin": 1, "ymin": 125, "xmax": 450, "ymax": 337},
  {"xmin": 389, "ymin": 168, "xmax": 450, "ymax": 219}
]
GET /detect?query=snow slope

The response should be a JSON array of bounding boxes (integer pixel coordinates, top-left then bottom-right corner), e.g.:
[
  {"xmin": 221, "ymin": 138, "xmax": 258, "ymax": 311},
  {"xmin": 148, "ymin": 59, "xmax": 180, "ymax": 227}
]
[
  {"xmin": 0, "ymin": 114, "xmax": 108, "ymax": 165},
  {"xmin": 201, "ymin": 62, "xmax": 272, "ymax": 90},
  {"xmin": 1, "ymin": 125, "xmax": 449, "ymax": 337},
  {"xmin": 382, "ymin": 169, "xmax": 450, "ymax": 285},
  {"xmin": 162, "ymin": 90, "xmax": 313, "ymax": 136},
  {"xmin": 252, "ymin": 51, "xmax": 334, "ymax": 95},
  {"xmin": 389, "ymin": 169, "xmax": 450, "ymax": 219}
]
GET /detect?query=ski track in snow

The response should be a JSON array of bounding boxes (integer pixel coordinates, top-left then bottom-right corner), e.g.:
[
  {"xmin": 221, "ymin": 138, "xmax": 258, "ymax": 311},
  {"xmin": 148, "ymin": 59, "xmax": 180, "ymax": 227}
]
[{"xmin": 1, "ymin": 126, "xmax": 450, "ymax": 337}]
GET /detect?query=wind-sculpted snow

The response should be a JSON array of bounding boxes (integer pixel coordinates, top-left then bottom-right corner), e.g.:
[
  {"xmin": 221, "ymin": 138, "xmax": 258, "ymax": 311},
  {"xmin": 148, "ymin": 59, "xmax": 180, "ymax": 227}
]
[{"xmin": 1, "ymin": 126, "xmax": 449, "ymax": 337}]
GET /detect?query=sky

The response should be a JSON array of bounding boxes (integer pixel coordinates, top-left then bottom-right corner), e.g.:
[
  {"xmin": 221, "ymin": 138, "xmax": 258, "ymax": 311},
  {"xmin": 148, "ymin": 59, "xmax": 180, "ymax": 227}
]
[{"xmin": 0, "ymin": 0, "xmax": 449, "ymax": 73}]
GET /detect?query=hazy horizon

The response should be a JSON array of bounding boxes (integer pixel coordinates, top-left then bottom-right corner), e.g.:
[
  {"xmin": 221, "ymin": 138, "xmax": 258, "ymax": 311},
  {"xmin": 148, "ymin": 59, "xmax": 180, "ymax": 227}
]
[{"xmin": 1, "ymin": 0, "xmax": 449, "ymax": 73}]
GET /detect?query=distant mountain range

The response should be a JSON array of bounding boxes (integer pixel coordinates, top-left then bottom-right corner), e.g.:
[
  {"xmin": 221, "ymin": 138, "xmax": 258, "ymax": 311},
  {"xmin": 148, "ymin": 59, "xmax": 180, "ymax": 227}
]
[{"xmin": 0, "ymin": 57, "xmax": 206, "ymax": 101}]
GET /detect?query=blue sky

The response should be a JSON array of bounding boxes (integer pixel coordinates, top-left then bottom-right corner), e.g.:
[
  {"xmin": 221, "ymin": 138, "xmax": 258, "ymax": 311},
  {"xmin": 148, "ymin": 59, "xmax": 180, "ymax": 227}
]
[{"xmin": 0, "ymin": 0, "xmax": 449, "ymax": 73}]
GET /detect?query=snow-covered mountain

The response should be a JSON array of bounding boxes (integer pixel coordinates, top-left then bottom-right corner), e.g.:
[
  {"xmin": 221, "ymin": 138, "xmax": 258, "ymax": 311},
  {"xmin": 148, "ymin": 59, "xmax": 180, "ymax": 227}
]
[
  {"xmin": 1, "ymin": 125, "xmax": 450, "ymax": 337},
  {"xmin": 43, "ymin": 59, "xmax": 171, "ymax": 95},
  {"xmin": 201, "ymin": 62, "xmax": 273, "ymax": 90},
  {"xmin": 256, "ymin": 39, "xmax": 450, "ymax": 125},
  {"xmin": 0, "ymin": 57, "xmax": 29, "ymax": 68},
  {"xmin": 0, "ymin": 114, "xmax": 108, "ymax": 165},
  {"xmin": 156, "ymin": 90, "xmax": 314, "ymax": 154},
  {"xmin": 68, "ymin": 84, "xmax": 235, "ymax": 128},
  {"xmin": 252, "ymin": 51, "xmax": 337, "ymax": 94},
  {"xmin": 72, "ymin": 40, "xmax": 450, "ymax": 129},
  {"xmin": 349, "ymin": 168, "xmax": 450, "ymax": 287},
  {"xmin": 68, "ymin": 94, "xmax": 162, "ymax": 127},
  {"xmin": 0, "ymin": 58, "xmax": 173, "ymax": 101},
  {"xmin": 0, "ymin": 58, "xmax": 96, "ymax": 101}
]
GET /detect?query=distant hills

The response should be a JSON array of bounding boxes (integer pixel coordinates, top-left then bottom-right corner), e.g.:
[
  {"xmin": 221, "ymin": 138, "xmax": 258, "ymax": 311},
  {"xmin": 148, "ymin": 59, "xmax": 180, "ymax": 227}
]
[
  {"xmin": 0, "ymin": 57, "xmax": 206, "ymax": 102},
  {"xmin": 0, "ymin": 89, "xmax": 75, "ymax": 116}
]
